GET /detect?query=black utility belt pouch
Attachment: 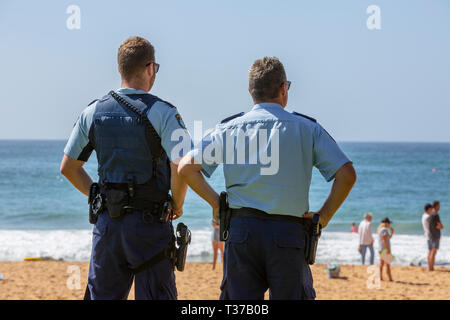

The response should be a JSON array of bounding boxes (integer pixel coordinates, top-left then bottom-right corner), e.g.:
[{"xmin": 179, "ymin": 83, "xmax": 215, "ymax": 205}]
[
  {"xmin": 142, "ymin": 198, "xmax": 172, "ymax": 224},
  {"xmin": 104, "ymin": 188, "xmax": 129, "ymax": 219}
]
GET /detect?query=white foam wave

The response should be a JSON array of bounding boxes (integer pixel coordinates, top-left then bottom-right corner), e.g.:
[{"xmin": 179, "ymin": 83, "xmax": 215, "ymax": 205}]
[
  {"xmin": 0, "ymin": 229, "xmax": 92, "ymax": 261},
  {"xmin": 0, "ymin": 228, "xmax": 214, "ymax": 262},
  {"xmin": 0, "ymin": 229, "xmax": 449, "ymax": 266},
  {"xmin": 317, "ymin": 232, "xmax": 450, "ymax": 266}
]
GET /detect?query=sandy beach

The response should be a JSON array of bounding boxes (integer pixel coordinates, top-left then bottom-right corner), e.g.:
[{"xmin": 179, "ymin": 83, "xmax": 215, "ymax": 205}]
[{"xmin": 0, "ymin": 261, "xmax": 449, "ymax": 300}]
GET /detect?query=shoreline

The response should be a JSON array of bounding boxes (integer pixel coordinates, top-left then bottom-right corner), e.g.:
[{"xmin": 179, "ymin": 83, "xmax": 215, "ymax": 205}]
[
  {"xmin": 0, "ymin": 262, "xmax": 449, "ymax": 300},
  {"xmin": 1, "ymin": 230, "xmax": 448, "ymax": 266}
]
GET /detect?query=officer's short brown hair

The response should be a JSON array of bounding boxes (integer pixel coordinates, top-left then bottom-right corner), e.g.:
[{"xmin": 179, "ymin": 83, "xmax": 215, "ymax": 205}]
[
  {"xmin": 118, "ymin": 36, "xmax": 155, "ymax": 80},
  {"xmin": 248, "ymin": 57, "xmax": 287, "ymax": 102}
]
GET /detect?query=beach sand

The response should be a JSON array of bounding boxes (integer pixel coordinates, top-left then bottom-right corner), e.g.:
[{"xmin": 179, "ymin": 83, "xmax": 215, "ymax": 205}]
[{"xmin": 0, "ymin": 261, "xmax": 449, "ymax": 300}]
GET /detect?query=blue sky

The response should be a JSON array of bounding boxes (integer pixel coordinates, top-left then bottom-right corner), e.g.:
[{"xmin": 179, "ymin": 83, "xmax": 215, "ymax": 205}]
[{"xmin": 0, "ymin": 0, "xmax": 449, "ymax": 141}]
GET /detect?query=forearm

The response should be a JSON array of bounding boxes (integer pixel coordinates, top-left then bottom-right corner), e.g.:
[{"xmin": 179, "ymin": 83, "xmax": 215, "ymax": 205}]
[
  {"xmin": 170, "ymin": 162, "xmax": 188, "ymax": 209},
  {"xmin": 184, "ymin": 171, "xmax": 219, "ymax": 208},
  {"xmin": 60, "ymin": 154, "xmax": 93, "ymax": 196},
  {"xmin": 62, "ymin": 166, "xmax": 93, "ymax": 196},
  {"xmin": 178, "ymin": 157, "xmax": 219, "ymax": 209},
  {"xmin": 318, "ymin": 163, "xmax": 356, "ymax": 228}
]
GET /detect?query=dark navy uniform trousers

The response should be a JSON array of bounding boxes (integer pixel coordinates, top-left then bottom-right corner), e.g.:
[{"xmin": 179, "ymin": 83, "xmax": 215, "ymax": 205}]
[
  {"xmin": 86, "ymin": 210, "xmax": 177, "ymax": 300},
  {"xmin": 220, "ymin": 216, "xmax": 316, "ymax": 300}
]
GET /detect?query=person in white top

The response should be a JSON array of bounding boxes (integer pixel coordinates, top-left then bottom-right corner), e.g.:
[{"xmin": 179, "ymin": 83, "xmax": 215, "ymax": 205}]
[{"xmin": 358, "ymin": 212, "xmax": 374, "ymax": 265}]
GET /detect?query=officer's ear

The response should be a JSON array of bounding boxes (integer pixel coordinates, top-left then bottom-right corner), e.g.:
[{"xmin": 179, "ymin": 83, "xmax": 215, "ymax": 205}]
[
  {"xmin": 280, "ymin": 82, "xmax": 288, "ymax": 96},
  {"xmin": 146, "ymin": 64, "xmax": 154, "ymax": 78}
]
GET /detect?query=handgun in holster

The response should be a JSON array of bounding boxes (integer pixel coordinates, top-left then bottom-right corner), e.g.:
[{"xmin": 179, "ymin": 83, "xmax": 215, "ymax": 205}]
[
  {"xmin": 173, "ymin": 222, "xmax": 191, "ymax": 271},
  {"xmin": 305, "ymin": 213, "xmax": 322, "ymax": 265},
  {"xmin": 219, "ymin": 192, "xmax": 231, "ymax": 241},
  {"xmin": 88, "ymin": 183, "xmax": 104, "ymax": 224}
]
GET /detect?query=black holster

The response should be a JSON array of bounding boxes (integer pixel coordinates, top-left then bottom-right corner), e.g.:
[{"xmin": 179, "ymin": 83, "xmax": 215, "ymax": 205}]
[
  {"xmin": 173, "ymin": 222, "xmax": 191, "ymax": 271},
  {"xmin": 219, "ymin": 192, "xmax": 231, "ymax": 241},
  {"xmin": 305, "ymin": 213, "xmax": 322, "ymax": 265}
]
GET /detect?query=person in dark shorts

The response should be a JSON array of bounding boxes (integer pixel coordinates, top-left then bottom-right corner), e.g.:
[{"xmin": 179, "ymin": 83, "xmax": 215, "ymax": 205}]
[{"xmin": 428, "ymin": 201, "xmax": 444, "ymax": 271}]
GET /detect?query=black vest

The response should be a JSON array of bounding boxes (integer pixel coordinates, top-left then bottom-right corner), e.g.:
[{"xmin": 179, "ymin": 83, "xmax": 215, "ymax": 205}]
[{"xmin": 90, "ymin": 93, "xmax": 171, "ymax": 202}]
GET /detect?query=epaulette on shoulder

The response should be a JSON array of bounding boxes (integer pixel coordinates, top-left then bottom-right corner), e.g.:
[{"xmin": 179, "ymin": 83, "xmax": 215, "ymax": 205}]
[
  {"xmin": 220, "ymin": 112, "xmax": 245, "ymax": 124},
  {"xmin": 292, "ymin": 111, "xmax": 316, "ymax": 123},
  {"xmin": 156, "ymin": 96, "xmax": 176, "ymax": 109},
  {"xmin": 87, "ymin": 99, "xmax": 99, "ymax": 106},
  {"xmin": 98, "ymin": 94, "xmax": 111, "ymax": 103}
]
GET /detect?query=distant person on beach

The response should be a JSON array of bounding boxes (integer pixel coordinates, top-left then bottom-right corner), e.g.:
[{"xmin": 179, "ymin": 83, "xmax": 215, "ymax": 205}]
[
  {"xmin": 351, "ymin": 223, "xmax": 358, "ymax": 233},
  {"xmin": 211, "ymin": 220, "xmax": 224, "ymax": 270},
  {"xmin": 178, "ymin": 56, "xmax": 356, "ymax": 300},
  {"xmin": 378, "ymin": 217, "xmax": 394, "ymax": 281},
  {"xmin": 358, "ymin": 213, "xmax": 374, "ymax": 265},
  {"xmin": 431, "ymin": 201, "xmax": 444, "ymax": 241},
  {"xmin": 60, "ymin": 36, "xmax": 189, "ymax": 300},
  {"xmin": 422, "ymin": 202, "xmax": 443, "ymax": 271}
]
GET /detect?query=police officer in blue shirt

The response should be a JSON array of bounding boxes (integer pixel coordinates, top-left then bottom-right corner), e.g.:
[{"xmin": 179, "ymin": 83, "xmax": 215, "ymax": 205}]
[
  {"xmin": 60, "ymin": 36, "xmax": 190, "ymax": 300},
  {"xmin": 178, "ymin": 57, "xmax": 356, "ymax": 300}
]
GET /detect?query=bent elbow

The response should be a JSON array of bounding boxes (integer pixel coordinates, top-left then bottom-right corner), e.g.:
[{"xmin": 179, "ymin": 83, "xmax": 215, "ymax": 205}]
[
  {"xmin": 337, "ymin": 162, "xmax": 357, "ymax": 186},
  {"xmin": 177, "ymin": 162, "xmax": 189, "ymax": 178},
  {"xmin": 60, "ymin": 163, "xmax": 69, "ymax": 177},
  {"xmin": 348, "ymin": 167, "xmax": 357, "ymax": 185},
  {"xmin": 177, "ymin": 155, "xmax": 199, "ymax": 178}
]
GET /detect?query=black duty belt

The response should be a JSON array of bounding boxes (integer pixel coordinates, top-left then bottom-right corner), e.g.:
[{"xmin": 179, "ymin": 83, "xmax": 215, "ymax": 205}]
[
  {"xmin": 89, "ymin": 182, "xmax": 170, "ymax": 222},
  {"xmin": 231, "ymin": 207, "xmax": 311, "ymax": 228},
  {"xmin": 100, "ymin": 183, "xmax": 168, "ymax": 202}
]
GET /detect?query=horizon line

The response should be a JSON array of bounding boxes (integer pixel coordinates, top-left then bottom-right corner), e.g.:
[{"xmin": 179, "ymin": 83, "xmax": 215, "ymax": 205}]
[{"xmin": 1, "ymin": 138, "xmax": 450, "ymax": 144}]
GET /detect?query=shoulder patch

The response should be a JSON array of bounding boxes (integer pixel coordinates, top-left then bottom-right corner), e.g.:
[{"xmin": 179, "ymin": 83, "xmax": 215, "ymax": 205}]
[
  {"xmin": 175, "ymin": 113, "xmax": 187, "ymax": 129},
  {"xmin": 220, "ymin": 112, "xmax": 245, "ymax": 124},
  {"xmin": 88, "ymin": 99, "xmax": 98, "ymax": 106},
  {"xmin": 292, "ymin": 111, "xmax": 316, "ymax": 123}
]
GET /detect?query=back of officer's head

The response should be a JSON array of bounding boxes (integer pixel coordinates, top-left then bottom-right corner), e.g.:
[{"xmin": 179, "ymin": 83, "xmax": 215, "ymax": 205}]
[
  {"xmin": 118, "ymin": 36, "xmax": 155, "ymax": 81},
  {"xmin": 248, "ymin": 57, "xmax": 287, "ymax": 103}
]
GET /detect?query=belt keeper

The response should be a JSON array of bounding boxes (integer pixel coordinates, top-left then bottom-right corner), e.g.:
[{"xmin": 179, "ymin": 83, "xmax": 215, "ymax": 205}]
[{"xmin": 127, "ymin": 176, "xmax": 135, "ymax": 198}]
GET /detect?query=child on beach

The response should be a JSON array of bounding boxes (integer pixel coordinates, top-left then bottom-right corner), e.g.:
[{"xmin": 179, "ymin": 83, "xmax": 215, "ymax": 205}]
[
  {"xmin": 211, "ymin": 220, "xmax": 224, "ymax": 270},
  {"xmin": 377, "ymin": 217, "xmax": 395, "ymax": 281}
]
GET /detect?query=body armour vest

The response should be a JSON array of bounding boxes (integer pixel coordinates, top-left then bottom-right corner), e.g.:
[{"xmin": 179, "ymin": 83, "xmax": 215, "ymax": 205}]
[{"xmin": 89, "ymin": 93, "xmax": 171, "ymax": 201}]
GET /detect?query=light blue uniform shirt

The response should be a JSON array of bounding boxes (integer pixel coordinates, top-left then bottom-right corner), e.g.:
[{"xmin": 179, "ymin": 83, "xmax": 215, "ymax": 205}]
[
  {"xmin": 192, "ymin": 103, "xmax": 351, "ymax": 217},
  {"xmin": 64, "ymin": 88, "xmax": 190, "ymax": 162}
]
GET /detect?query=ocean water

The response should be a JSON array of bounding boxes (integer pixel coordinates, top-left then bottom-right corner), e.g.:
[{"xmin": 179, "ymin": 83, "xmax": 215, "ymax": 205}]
[{"xmin": 0, "ymin": 140, "xmax": 449, "ymax": 265}]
